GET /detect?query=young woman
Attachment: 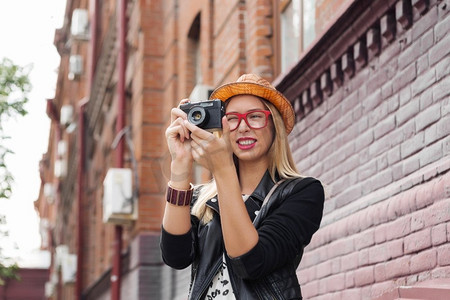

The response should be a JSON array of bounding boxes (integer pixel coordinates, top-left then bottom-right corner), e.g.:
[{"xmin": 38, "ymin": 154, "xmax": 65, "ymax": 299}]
[{"xmin": 161, "ymin": 74, "xmax": 324, "ymax": 300}]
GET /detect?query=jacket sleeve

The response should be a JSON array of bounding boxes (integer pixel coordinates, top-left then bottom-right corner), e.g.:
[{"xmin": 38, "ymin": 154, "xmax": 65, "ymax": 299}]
[
  {"xmin": 160, "ymin": 190, "xmax": 201, "ymax": 270},
  {"xmin": 160, "ymin": 225, "xmax": 195, "ymax": 270},
  {"xmin": 229, "ymin": 178, "xmax": 325, "ymax": 279}
]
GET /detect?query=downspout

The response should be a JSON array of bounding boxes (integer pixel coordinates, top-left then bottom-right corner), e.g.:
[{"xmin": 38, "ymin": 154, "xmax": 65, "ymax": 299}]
[
  {"xmin": 112, "ymin": 0, "xmax": 127, "ymax": 299},
  {"xmin": 76, "ymin": 98, "xmax": 88, "ymax": 299},
  {"xmin": 88, "ymin": 0, "xmax": 98, "ymax": 91},
  {"xmin": 75, "ymin": 1, "xmax": 98, "ymax": 298}
]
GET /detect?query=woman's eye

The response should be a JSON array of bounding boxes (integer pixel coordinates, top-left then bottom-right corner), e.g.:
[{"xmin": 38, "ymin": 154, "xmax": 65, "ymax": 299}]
[{"xmin": 249, "ymin": 113, "xmax": 262, "ymax": 119}]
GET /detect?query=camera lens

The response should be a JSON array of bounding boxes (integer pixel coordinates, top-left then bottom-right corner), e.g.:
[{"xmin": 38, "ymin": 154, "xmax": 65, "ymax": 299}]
[
  {"xmin": 191, "ymin": 111, "xmax": 203, "ymax": 122},
  {"xmin": 187, "ymin": 106, "xmax": 208, "ymax": 126}
]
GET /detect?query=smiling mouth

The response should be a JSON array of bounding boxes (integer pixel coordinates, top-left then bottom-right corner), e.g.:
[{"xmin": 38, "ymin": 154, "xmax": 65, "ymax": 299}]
[
  {"xmin": 238, "ymin": 139, "xmax": 255, "ymax": 146},
  {"xmin": 237, "ymin": 138, "xmax": 257, "ymax": 150}
]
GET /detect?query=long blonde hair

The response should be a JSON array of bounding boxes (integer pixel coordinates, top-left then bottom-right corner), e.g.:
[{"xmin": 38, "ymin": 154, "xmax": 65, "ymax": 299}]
[{"xmin": 191, "ymin": 99, "xmax": 301, "ymax": 223}]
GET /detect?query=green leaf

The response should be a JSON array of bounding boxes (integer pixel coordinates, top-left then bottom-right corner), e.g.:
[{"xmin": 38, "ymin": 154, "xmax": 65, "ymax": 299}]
[
  {"xmin": 0, "ymin": 57, "xmax": 32, "ymax": 283},
  {"xmin": 0, "ymin": 57, "xmax": 31, "ymax": 200}
]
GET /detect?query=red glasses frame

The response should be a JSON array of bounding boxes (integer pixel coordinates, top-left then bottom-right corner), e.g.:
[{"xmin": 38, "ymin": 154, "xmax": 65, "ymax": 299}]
[{"xmin": 225, "ymin": 110, "xmax": 272, "ymax": 131}]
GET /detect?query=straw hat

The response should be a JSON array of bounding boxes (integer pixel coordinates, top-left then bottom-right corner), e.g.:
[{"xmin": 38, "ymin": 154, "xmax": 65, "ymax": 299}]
[{"xmin": 209, "ymin": 74, "xmax": 295, "ymax": 134}]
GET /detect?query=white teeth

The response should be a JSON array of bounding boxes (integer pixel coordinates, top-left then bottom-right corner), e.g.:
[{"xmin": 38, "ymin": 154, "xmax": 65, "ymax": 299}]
[{"xmin": 238, "ymin": 140, "xmax": 255, "ymax": 145}]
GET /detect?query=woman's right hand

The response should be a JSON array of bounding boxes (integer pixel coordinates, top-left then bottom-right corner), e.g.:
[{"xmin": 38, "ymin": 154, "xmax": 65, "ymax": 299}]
[
  {"xmin": 163, "ymin": 99, "xmax": 193, "ymax": 235},
  {"xmin": 165, "ymin": 99, "xmax": 194, "ymax": 182}
]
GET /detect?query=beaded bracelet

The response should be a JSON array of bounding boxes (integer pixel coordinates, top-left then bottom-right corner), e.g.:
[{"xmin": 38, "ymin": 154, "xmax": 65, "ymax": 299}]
[{"xmin": 166, "ymin": 182, "xmax": 194, "ymax": 206}]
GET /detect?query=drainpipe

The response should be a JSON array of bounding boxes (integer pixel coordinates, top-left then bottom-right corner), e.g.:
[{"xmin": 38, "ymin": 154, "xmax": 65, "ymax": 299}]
[
  {"xmin": 112, "ymin": 0, "xmax": 127, "ymax": 299},
  {"xmin": 76, "ymin": 98, "xmax": 89, "ymax": 299},
  {"xmin": 88, "ymin": 0, "xmax": 98, "ymax": 90},
  {"xmin": 75, "ymin": 0, "xmax": 98, "ymax": 297}
]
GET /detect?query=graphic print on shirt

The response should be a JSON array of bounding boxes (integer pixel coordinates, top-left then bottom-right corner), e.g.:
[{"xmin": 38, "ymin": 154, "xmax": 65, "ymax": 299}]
[{"xmin": 205, "ymin": 257, "xmax": 235, "ymax": 299}]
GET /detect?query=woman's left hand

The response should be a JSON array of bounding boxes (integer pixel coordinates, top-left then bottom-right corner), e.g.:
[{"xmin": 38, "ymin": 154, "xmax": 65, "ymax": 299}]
[{"xmin": 184, "ymin": 116, "xmax": 235, "ymax": 175}]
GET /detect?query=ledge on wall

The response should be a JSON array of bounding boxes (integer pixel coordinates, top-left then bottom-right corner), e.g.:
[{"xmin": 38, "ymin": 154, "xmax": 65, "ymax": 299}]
[
  {"xmin": 373, "ymin": 279, "xmax": 450, "ymax": 300},
  {"xmin": 274, "ymin": 0, "xmax": 436, "ymax": 123}
]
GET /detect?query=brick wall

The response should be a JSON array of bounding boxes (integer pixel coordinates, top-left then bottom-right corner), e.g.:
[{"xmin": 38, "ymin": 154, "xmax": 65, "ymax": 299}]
[
  {"xmin": 277, "ymin": 0, "xmax": 450, "ymax": 298},
  {"xmin": 315, "ymin": 0, "xmax": 355, "ymax": 35},
  {"xmin": 41, "ymin": 0, "xmax": 449, "ymax": 299},
  {"xmin": 132, "ymin": 0, "xmax": 167, "ymax": 234},
  {"xmin": 244, "ymin": 0, "xmax": 273, "ymax": 77},
  {"xmin": 0, "ymin": 268, "xmax": 49, "ymax": 300},
  {"xmin": 212, "ymin": 0, "xmax": 245, "ymax": 84}
]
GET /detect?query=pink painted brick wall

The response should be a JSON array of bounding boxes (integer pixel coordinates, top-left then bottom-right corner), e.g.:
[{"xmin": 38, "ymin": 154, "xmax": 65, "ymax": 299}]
[{"xmin": 292, "ymin": 0, "xmax": 450, "ymax": 297}]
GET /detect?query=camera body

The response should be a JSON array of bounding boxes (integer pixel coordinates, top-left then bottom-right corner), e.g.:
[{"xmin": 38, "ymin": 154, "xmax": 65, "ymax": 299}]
[{"xmin": 180, "ymin": 99, "xmax": 225, "ymax": 131}]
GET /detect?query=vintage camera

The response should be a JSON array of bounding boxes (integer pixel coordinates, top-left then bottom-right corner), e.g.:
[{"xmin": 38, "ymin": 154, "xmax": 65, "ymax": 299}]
[{"xmin": 180, "ymin": 99, "xmax": 225, "ymax": 131}]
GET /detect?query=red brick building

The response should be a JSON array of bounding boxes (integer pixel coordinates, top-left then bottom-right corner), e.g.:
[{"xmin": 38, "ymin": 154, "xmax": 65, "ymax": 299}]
[
  {"xmin": 35, "ymin": 0, "xmax": 449, "ymax": 299},
  {"xmin": 0, "ymin": 268, "xmax": 49, "ymax": 300}
]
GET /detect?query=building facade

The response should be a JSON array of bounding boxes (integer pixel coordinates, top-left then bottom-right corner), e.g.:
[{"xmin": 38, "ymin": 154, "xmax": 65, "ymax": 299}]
[
  {"xmin": 0, "ymin": 268, "xmax": 49, "ymax": 300},
  {"xmin": 35, "ymin": 0, "xmax": 449, "ymax": 299}
]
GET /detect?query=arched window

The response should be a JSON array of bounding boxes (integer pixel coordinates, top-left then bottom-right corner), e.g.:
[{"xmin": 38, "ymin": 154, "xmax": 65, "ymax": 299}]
[{"xmin": 187, "ymin": 13, "xmax": 201, "ymax": 90}]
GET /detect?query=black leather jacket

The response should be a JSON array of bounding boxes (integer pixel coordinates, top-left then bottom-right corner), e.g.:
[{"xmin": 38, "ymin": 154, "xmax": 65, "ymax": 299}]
[{"xmin": 161, "ymin": 172, "xmax": 324, "ymax": 300}]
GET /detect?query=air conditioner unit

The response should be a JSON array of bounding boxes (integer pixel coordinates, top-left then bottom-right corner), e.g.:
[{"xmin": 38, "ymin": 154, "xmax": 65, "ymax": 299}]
[
  {"xmin": 39, "ymin": 218, "xmax": 50, "ymax": 248},
  {"xmin": 45, "ymin": 281, "xmax": 55, "ymax": 298},
  {"xmin": 69, "ymin": 55, "xmax": 83, "ymax": 80},
  {"xmin": 60, "ymin": 105, "xmax": 74, "ymax": 127},
  {"xmin": 71, "ymin": 9, "xmax": 89, "ymax": 40},
  {"xmin": 189, "ymin": 84, "xmax": 214, "ymax": 102},
  {"xmin": 57, "ymin": 140, "xmax": 67, "ymax": 156},
  {"xmin": 54, "ymin": 159, "xmax": 67, "ymax": 178},
  {"xmin": 103, "ymin": 168, "xmax": 135, "ymax": 224},
  {"xmin": 55, "ymin": 245, "xmax": 69, "ymax": 268},
  {"xmin": 50, "ymin": 266, "xmax": 59, "ymax": 285},
  {"xmin": 43, "ymin": 183, "xmax": 55, "ymax": 204},
  {"xmin": 61, "ymin": 253, "xmax": 77, "ymax": 284}
]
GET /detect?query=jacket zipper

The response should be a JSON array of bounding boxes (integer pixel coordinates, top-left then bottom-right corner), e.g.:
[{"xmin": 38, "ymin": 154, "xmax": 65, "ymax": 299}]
[{"xmin": 193, "ymin": 258, "xmax": 222, "ymax": 300}]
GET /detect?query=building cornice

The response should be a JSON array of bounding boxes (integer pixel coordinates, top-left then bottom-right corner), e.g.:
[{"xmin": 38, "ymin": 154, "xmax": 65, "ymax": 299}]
[{"xmin": 275, "ymin": 0, "xmax": 432, "ymax": 121}]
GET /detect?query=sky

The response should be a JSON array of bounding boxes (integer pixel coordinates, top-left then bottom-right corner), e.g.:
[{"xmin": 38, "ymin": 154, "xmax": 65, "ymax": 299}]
[{"xmin": 0, "ymin": 0, "xmax": 67, "ymax": 268}]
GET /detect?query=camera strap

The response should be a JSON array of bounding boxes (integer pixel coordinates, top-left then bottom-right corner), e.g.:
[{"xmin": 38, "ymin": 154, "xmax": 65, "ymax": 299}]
[{"xmin": 253, "ymin": 179, "xmax": 286, "ymax": 226}]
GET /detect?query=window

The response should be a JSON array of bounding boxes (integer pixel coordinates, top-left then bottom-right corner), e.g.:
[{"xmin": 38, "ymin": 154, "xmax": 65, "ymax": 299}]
[
  {"xmin": 188, "ymin": 13, "xmax": 202, "ymax": 88},
  {"xmin": 281, "ymin": 0, "xmax": 301, "ymax": 72},
  {"xmin": 302, "ymin": 0, "xmax": 316, "ymax": 50},
  {"xmin": 279, "ymin": 0, "xmax": 316, "ymax": 72}
]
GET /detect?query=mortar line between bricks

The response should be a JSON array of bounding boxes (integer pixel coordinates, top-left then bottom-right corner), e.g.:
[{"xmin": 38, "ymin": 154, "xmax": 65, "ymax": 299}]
[{"xmin": 321, "ymin": 156, "xmax": 450, "ymax": 227}]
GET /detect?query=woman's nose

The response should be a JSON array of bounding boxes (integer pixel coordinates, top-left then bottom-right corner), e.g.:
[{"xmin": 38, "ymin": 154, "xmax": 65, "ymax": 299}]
[{"xmin": 236, "ymin": 118, "xmax": 250, "ymax": 132}]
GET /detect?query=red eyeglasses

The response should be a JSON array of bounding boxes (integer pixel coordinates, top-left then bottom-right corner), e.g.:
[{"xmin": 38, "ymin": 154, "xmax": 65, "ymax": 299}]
[{"xmin": 225, "ymin": 110, "xmax": 272, "ymax": 131}]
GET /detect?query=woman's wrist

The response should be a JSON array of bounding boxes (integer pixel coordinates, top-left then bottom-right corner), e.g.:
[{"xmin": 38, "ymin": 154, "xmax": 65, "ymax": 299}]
[
  {"xmin": 168, "ymin": 179, "xmax": 191, "ymax": 190},
  {"xmin": 212, "ymin": 162, "xmax": 236, "ymax": 180},
  {"xmin": 166, "ymin": 182, "xmax": 194, "ymax": 206},
  {"xmin": 170, "ymin": 160, "xmax": 192, "ymax": 188}
]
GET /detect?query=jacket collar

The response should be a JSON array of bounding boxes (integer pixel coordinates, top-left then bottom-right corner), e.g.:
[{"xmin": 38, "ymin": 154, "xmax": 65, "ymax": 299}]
[
  {"xmin": 206, "ymin": 170, "xmax": 277, "ymax": 216},
  {"xmin": 249, "ymin": 170, "xmax": 278, "ymax": 202}
]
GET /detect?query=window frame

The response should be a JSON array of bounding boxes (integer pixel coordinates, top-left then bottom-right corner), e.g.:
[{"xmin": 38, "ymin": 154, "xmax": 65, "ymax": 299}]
[{"xmin": 276, "ymin": 0, "xmax": 304, "ymax": 75}]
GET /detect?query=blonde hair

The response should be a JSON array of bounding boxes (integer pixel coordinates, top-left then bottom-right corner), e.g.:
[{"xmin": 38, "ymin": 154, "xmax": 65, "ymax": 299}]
[{"xmin": 191, "ymin": 99, "xmax": 301, "ymax": 224}]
